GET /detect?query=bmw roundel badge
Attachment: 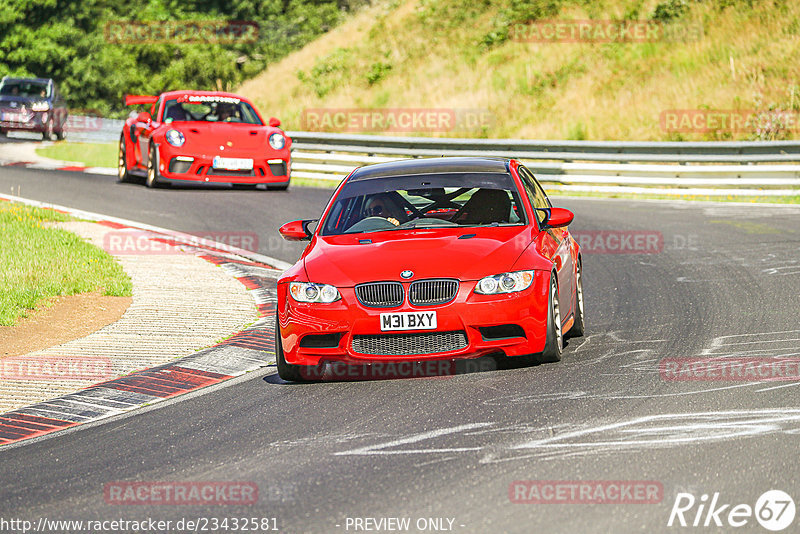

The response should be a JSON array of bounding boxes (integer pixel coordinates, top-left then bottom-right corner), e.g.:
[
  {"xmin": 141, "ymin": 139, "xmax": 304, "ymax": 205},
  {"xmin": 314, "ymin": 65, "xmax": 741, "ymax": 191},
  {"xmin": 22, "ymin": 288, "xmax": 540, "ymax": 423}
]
[{"xmin": 400, "ymin": 270, "xmax": 414, "ymax": 279}]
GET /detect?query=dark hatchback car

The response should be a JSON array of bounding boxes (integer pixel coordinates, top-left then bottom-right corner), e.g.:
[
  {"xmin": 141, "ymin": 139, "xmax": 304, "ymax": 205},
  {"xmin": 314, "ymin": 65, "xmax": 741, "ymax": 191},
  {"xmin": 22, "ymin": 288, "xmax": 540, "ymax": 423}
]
[{"xmin": 0, "ymin": 77, "xmax": 68, "ymax": 140}]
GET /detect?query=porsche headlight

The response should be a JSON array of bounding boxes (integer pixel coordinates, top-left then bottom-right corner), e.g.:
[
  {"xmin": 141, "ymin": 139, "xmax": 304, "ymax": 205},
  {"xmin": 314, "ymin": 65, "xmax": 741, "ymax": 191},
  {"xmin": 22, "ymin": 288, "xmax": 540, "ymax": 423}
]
[
  {"xmin": 165, "ymin": 129, "xmax": 185, "ymax": 147},
  {"xmin": 474, "ymin": 270, "xmax": 534, "ymax": 295},
  {"xmin": 31, "ymin": 102, "xmax": 50, "ymax": 112},
  {"xmin": 289, "ymin": 282, "xmax": 341, "ymax": 303},
  {"xmin": 269, "ymin": 132, "xmax": 286, "ymax": 150}
]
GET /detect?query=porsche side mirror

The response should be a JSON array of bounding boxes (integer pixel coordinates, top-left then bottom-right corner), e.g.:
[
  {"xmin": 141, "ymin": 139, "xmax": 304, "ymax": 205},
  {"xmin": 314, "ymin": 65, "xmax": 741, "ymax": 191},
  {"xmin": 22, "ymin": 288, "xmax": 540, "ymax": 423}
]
[
  {"xmin": 541, "ymin": 207, "xmax": 574, "ymax": 229},
  {"xmin": 136, "ymin": 111, "xmax": 151, "ymax": 123},
  {"xmin": 269, "ymin": 117, "xmax": 281, "ymax": 128},
  {"xmin": 279, "ymin": 219, "xmax": 317, "ymax": 241}
]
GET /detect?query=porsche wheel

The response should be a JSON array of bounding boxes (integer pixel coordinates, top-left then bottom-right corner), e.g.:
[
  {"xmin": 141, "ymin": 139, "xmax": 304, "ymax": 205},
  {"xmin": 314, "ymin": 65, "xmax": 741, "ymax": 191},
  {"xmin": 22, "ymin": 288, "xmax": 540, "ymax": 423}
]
[
  {"xmin": 118, "ymin": 136, "xmax": 131, "ymax": 183},
  {"xmin": 146, "ymin": 144, "xmax": 162, "ymax": 188},
  {"xmin": 537, "ymin": 274, "xmax": 563, "ymax": 363},
  {"xmin": 565, "ymin": 258, "xmax": 585, "ymax": 339},
  {"xmin": 275, "ymin": 310, "xmax": 307, "ymax": 382}
]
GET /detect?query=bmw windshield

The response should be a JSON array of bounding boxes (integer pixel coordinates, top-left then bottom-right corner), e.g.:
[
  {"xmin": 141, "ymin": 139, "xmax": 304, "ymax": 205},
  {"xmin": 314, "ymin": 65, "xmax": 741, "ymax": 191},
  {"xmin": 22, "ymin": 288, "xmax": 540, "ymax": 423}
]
[{"xmin": 320, "ymin": 172, "xmax": 527, "ymax": 236}]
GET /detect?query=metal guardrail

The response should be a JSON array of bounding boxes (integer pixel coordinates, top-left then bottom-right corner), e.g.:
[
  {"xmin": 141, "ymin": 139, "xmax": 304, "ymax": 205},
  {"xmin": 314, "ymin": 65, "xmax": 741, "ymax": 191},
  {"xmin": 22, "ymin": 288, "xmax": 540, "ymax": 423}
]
[
  {"xmin": 286, "ymin": 132, "xmax": 800, "ymax": 196},
  {"xmin": 286, "ymin": 132, "xmax": 800, "ymax": 160},
  {"xmin": 57, "ymin": 121, "xmax": 800, "ymax": 196}
]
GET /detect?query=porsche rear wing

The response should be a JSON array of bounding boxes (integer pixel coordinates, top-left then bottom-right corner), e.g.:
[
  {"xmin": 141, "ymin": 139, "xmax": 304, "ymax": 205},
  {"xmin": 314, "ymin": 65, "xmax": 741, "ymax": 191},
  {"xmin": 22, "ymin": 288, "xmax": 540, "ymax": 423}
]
[{"xmin": 125, "ymin": 95, "xmax": 158, "ymax": 106}]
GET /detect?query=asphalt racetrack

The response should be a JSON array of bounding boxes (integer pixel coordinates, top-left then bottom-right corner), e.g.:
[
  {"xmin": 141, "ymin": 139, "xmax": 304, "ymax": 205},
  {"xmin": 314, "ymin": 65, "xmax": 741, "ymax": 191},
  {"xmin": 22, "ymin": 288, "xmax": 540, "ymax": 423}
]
[{"xmin": 1, "ymin": 163, "xmax": 800, "ymax": 532}]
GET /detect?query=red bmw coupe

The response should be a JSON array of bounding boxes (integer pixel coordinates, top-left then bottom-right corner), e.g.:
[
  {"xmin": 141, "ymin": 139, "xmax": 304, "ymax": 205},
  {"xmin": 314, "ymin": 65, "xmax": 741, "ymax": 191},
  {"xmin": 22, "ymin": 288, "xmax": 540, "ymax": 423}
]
[
  {"xmin": 275, "ymin": 157, "xmax": 584, "ymax": 381},
  {"xmin": 118, "ymin": 91, "xmax": 291, "ymax": 189}
]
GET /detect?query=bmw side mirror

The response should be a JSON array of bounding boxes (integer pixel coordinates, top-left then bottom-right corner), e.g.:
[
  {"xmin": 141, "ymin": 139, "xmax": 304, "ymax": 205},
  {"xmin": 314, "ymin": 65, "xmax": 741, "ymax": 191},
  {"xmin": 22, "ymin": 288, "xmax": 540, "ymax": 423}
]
[
  {"xmin": 539, "ymin": 207, "xmax": 574, "ymax": 229},
  {"xmin": 279, "ymin": 219, "xmax": 317, "ymax": 241},
  {"xmin": 269, "ymin": 117, "xmax": 281, "ymax": 128},
  {"xmin": 136, "ymin": 111, "xmax": 151, "ymax": 123}
]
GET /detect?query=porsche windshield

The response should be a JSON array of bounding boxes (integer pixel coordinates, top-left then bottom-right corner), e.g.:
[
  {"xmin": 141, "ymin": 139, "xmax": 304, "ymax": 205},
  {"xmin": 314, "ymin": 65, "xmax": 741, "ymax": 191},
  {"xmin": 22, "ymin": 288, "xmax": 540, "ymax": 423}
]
[
  {"xmin": 162, "ymin": 97, "xmax": 262, "ymax": 125},
  {"xmin": 0, "ymin": 80, "xmax": 49, "ymax": 98},
  {"xmin": 320, "ymin": 172, "xmax": 527, "ymax": 236}
]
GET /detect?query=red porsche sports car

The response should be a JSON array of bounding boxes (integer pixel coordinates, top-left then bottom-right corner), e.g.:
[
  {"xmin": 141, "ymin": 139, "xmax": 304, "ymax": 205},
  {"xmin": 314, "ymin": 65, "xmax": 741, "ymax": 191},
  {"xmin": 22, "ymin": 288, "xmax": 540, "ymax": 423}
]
[
  {"xmin": 118, "ymin": 90, "xmax": 291, "ymax": 189},
  {"xmin": 275, "ymin": 157, "xmax": 584, "ymax": 381}
]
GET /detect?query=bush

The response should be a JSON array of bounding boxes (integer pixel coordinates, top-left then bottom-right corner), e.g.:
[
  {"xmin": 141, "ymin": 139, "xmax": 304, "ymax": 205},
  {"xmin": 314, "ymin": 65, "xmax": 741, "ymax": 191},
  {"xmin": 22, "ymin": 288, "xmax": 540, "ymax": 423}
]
[{"xmin": 0, "ymin": 0, "xmax": 345, "ymax": 117}]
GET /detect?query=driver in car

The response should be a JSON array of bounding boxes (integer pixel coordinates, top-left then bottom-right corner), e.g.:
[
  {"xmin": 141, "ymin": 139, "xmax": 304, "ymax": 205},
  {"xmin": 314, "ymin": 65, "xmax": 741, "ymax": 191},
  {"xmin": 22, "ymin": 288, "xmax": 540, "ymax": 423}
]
[
  {"xmin": 217, "ymin": 103, "xmax": 237, "ymax": 122},
  {"xmin": 364, "ymin": 193, "xmax": 406, "ymax": 226}
]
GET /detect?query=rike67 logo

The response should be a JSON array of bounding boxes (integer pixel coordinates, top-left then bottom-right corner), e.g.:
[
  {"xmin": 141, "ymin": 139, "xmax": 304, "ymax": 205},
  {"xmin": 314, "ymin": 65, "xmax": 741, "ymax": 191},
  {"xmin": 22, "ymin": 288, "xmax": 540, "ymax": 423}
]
[{"xmin": 668, "ymin": 490, "xmax": 796, "ymax": 531}]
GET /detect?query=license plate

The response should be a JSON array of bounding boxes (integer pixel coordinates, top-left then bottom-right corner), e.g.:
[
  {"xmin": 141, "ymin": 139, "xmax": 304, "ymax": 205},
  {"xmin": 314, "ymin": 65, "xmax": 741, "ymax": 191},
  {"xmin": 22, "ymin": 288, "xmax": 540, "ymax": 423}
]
[
  {"xmin": 212, "ymin": 156, "xmax": 253, "ymax": 170},
  {"xmin": 1, "ymin": 112, "xmax": 24, "ymax": 122},
  {"xmin": 380, "ymin": 311, "xmax": 437, "ymax": 331}
]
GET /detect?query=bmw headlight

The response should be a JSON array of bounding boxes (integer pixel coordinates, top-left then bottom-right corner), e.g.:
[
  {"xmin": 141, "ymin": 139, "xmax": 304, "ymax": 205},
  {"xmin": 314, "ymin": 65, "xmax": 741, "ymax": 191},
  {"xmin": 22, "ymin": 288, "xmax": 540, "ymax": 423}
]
[
  {"xmin": 165, "ymin": 129, "xmax": 185, "ymax": 147},
  {"xmin": 289, "ymin": 282, "xmax": 341, "ymax": 303},
  {"xmin": 269, "ymin": 132, "xmax": 286, "ymax": 150},
  {"xmin": 474, "ymin": 270, "xmax": 534, "ymax": 295},
  {"xmin": 31, "ymin": 102, "xmax": 50, "ymax": 112}
]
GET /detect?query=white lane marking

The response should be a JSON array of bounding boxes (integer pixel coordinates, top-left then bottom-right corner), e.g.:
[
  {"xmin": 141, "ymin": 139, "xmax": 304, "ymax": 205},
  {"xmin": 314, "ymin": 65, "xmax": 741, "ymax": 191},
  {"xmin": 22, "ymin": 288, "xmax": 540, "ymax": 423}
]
[
  {"xmin": 509, "ymin": 409, "xmax": 800, "ymax": 452},
  {"xmin": 598, "ymin": 382, "xmax": 764, "ymax": 399},
  {"xmin": 332, "ymin": 409, "xmax": 800, "ymax": 464},
  {"xmin": 714, "ymin": 337, "xmax": 800, "ymax": 347},
  {"xmin": 755, "ymin": 382, "xmax": 800, "ymax": 393},
  {"xmin": 484, "ymin": 382, "xmax": 762, "ymax": 404},
  {"xmin": 414, "ymin": 456, "xmax": 460, "ymax": 468},
  {"xmin": 334, "ymin": 423, "xmax": 493, "ymax": 456}
]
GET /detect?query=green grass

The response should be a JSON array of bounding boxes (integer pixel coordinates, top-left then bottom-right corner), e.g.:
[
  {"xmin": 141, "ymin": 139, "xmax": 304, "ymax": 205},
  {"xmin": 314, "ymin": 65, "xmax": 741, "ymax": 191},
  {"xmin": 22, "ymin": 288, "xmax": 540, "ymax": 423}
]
[
  {"xmin": 36, "ymin": 142, "xmax": 116, "ymax": 168},
  {"xmin": 0, "ymin": 202, "xmax": 133, "ymax": 326}
]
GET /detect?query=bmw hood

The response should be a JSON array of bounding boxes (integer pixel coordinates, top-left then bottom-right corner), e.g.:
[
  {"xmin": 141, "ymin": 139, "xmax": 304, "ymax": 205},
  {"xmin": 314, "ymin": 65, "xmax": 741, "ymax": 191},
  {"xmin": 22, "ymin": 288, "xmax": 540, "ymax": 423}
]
[{"xmin": 303, "ymin": 226, "xmax": 535, "ymax": 287}]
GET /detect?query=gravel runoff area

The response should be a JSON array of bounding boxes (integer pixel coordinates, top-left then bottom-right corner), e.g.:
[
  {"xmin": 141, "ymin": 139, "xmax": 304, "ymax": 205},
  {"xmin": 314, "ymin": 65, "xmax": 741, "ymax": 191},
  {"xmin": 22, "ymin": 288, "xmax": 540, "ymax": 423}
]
[{"xmin": 0, "ymin": 221, "xmax": 259, "ymax": 414}]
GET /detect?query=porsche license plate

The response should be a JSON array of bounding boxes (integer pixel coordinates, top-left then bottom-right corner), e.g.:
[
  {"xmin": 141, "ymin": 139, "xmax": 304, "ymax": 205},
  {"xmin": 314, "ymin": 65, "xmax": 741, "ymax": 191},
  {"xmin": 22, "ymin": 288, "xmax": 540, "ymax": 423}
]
[
  {"xmin": 1, "ymin": 112, "xmax": 24, "ymax": 123},
  {"xmin": 380, "ymin": 311, "xmax": 437, "ymax": 331},
  {"xmin": 212, "ymin": 156, "xmax": 253, "ymax": 170}
]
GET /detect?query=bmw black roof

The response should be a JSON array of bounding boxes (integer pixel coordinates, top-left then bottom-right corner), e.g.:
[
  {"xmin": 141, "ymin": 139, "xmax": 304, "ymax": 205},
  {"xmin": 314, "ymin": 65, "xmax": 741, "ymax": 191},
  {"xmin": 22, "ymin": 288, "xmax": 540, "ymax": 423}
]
[{"xmin": 348, "ymin": 157, "xmax": 510, "ymax": 181}]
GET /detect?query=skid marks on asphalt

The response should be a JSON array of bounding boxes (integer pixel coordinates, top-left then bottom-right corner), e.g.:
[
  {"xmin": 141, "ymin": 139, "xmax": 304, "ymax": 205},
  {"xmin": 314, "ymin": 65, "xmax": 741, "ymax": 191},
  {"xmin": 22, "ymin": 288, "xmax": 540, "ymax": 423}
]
[
  {"xmin": 676, "ymin": 240, "xmax": 800, "ymax": 281},
  {"xmin": 509, "ymin": 329, "xmax": 800, "ymax": 400},
  {"xmin": 561, "ymin": 330, "xmax": 669, "ymax": 371}
]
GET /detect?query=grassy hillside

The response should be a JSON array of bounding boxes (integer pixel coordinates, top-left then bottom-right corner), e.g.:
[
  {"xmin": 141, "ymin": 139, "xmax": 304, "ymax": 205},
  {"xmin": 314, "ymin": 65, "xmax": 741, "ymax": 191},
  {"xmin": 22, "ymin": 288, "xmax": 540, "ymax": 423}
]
[{"xmin": 239, "ymin": 0, "xmax": 800, "ymax": 141}]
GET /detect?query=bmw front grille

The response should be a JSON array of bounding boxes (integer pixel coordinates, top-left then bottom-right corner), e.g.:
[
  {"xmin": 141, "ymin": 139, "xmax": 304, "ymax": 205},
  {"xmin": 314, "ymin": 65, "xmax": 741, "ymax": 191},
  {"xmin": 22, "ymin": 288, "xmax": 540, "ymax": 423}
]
[{"xmin": 355, "ymin": 281, "xmax": 404, "ymax": 308}]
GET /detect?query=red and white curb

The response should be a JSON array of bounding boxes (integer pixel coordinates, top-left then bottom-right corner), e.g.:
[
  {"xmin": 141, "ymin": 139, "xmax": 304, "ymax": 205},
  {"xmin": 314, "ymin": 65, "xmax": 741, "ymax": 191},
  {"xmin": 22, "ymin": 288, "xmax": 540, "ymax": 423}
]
[{"xmin": 0, "ymin": 195, "xmax": 287, "ymax": 447}]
